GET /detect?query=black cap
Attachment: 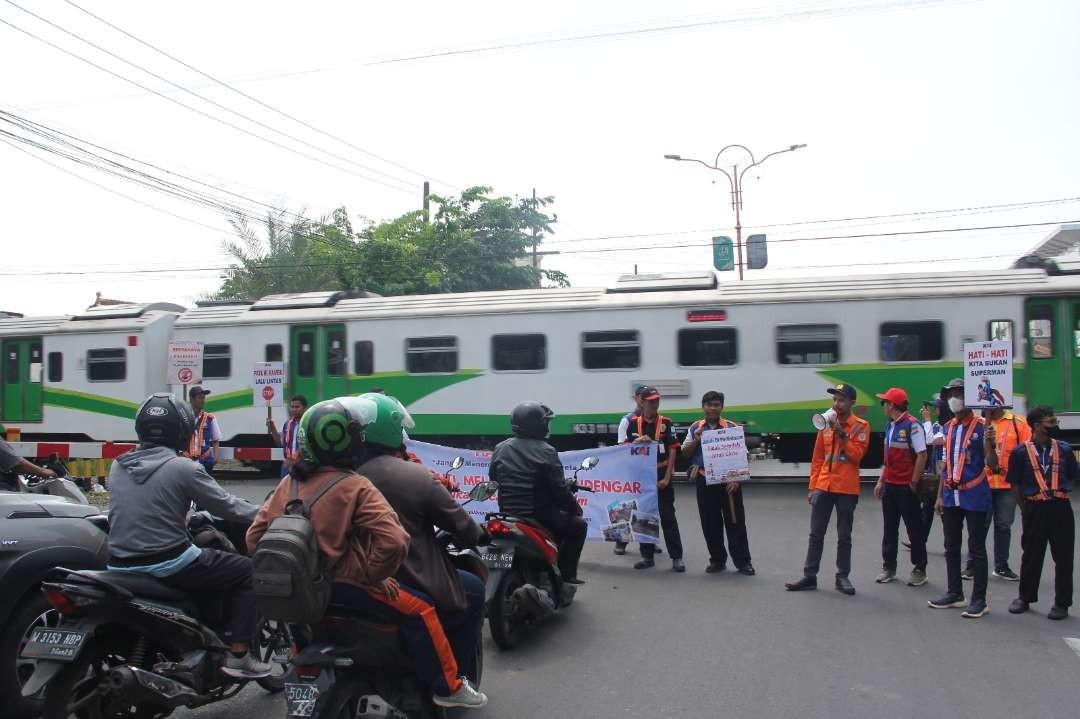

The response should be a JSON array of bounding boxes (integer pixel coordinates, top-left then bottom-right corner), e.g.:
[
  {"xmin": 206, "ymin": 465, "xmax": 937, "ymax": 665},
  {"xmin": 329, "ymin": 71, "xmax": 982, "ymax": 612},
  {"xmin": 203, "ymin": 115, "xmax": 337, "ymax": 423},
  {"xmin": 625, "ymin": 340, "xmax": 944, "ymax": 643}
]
[
  {"xmin": 940, "ymin": 378, "xmax": 963, "ymax": 395},
  {"xmin": 636, "ymin": 385, "xmax": 661, "ymax": 401},
  {"xmin": 827, "ymin": 383, "xmax": 856, "ymax": 401},
  {"xmin": 188, "ymin": 385, "xmax": 211, "ymax": 397}
]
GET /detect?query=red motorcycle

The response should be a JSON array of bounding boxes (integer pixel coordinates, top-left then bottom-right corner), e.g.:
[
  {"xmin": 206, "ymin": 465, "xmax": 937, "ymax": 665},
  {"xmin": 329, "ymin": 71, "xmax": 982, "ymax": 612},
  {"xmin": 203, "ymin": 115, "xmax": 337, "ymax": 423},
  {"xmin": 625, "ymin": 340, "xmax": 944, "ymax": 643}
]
[{"xmin": 474, "ymin": 456, "xmax": 597, "ymax": 650}]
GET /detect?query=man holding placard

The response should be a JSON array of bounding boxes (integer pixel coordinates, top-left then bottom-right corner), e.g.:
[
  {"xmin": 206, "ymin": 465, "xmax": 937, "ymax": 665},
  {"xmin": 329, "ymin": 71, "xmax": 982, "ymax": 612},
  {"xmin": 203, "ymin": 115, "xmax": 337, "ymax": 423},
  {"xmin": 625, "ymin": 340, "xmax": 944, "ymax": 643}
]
[
  {"xmin": 267, "ymin": 395, "xmax": 308, "ymax": 478},
  {"xmin": 682, "ymin": 391, "xmax": 755, "ymax": 576}
]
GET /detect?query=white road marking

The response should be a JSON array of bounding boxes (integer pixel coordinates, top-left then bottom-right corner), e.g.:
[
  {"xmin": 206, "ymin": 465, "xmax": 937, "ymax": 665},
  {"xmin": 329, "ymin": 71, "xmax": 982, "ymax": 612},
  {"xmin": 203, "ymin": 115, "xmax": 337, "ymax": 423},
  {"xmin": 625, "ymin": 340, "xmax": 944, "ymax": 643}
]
[{"xmin": 1065, "ymin": 637, "xmax": 1080, "ymax": 659}]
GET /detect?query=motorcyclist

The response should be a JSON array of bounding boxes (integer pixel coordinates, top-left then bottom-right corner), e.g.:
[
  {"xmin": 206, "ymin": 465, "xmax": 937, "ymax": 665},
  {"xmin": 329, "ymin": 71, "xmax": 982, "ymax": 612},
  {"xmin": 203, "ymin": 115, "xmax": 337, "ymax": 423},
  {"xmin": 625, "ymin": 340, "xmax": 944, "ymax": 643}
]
[
  {"xmin": 106, "ymin": 393, "xmax": 272, "ymax": 679},
  {"xmin": 350, "ymin": 393, "xmax": 489, "ymax": 705},
  {"xmin": 0, "ymin": 435, "xmax": 57, "ymax": 491},
  {"xmin": 491, "ymin": 401, "xmax": 587, "ymax": 585},
  {"xmin": 247, "ymin": 398, "xmax": 487, "ymax": 710}
]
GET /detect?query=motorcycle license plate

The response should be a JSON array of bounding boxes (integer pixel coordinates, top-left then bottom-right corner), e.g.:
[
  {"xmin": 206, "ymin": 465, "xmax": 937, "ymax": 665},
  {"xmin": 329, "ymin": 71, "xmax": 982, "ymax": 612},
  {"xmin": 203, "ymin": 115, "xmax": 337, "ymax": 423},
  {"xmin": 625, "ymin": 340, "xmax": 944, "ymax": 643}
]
[
  {"xmin": 285, "ymin": 682, "xmax": 320, "ymax": 718},
  {"xmin": 480, "ymin": 550, "xmax": 513, "ymax": 569},
  {"xmin": 20, "ymin": 628, "xmax": 87, "ymax": 662}
]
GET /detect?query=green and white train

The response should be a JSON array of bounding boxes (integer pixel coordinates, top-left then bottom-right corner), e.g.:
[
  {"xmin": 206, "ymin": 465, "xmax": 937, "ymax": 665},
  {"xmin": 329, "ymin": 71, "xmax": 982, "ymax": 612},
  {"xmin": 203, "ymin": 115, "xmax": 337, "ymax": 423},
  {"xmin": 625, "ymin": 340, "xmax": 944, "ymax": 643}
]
[{"xmin": 2, "ymin": 265, "xmax": 1078, "ymax": 464}]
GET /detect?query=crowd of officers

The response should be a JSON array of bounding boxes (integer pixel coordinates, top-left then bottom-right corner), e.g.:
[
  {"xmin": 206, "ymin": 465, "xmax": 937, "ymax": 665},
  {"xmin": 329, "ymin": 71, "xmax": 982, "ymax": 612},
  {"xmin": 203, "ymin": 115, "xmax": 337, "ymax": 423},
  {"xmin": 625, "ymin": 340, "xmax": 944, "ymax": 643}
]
[{"xmin": 606, "ymin": 381, "xmax": 1076, "ymax": 622}]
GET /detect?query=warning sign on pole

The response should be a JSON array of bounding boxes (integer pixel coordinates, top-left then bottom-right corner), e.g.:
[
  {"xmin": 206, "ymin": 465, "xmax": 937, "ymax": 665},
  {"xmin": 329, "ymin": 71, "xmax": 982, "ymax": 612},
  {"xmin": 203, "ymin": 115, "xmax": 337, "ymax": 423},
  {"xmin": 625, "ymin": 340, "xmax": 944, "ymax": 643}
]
[
  {"xmin": 166, "ymin": 341, "xmax": 202, "ymax": 386},
  {"xmin": 963, "ymin": 340, "xmax": 1013, "ymax": 409},
  {"xmin": 252, "ymin": 362, "xmax": 285, "ymax": 407}
]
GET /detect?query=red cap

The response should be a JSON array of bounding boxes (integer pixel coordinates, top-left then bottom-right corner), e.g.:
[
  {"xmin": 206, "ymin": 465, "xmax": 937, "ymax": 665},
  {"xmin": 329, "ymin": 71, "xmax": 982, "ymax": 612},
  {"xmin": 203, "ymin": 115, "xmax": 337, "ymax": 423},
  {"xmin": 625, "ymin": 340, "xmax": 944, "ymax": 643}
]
[{"xmin": 875, "ymin": 387, "xmax": 908, "ymax": 405}]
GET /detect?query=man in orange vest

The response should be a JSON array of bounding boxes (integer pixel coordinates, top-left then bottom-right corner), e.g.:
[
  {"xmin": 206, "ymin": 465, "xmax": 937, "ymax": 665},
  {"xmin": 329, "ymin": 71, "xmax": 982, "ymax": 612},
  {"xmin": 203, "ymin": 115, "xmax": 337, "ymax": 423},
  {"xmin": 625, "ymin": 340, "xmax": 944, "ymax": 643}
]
[
  {"xmin": 682, "ymin": 390, "xmax": 754, "ymax": 575},
  {"xmin": 1006, "ymin": 406, "xmax": 1078, "ymax": 620},
  {"xmin": 786, "ymin": 383, "xmax": 870, "ymax": 595},
  {"xmin": 625, "ymin": 386, "xmax": 684, "ymax": 572},
  {"xmin": 186, "ymin": 386, "xmax": 221, "ymax": 474},
  {"xmin": 266, "ymin": 394, "xmax": 308, "ymax": 478}
]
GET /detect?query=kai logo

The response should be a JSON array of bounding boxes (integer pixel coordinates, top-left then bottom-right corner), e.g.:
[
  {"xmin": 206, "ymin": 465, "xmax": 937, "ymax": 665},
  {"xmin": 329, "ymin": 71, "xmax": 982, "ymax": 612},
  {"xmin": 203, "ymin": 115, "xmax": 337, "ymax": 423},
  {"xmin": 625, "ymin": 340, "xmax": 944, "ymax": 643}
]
[{"xmin": 629, "ymin": 445, "xmax": 649, "ymax": 456}]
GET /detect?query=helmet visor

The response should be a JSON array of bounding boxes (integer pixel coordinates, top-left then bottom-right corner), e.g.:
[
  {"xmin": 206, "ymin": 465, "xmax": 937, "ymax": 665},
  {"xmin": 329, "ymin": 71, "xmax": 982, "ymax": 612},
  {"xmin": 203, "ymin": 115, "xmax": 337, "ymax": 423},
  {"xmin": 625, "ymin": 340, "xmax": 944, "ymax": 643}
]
[{"xmin": 338, "ymin": 396, "xmax": 380, "ymax": 428}]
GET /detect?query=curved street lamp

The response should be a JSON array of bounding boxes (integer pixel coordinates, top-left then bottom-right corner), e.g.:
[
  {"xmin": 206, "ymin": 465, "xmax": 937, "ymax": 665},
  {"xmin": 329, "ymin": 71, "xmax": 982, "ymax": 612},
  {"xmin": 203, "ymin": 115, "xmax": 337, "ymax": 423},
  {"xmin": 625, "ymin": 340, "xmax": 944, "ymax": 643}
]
[{"xmin": 665, "ymin": 144, "xmax": 806, "ymax": 280}]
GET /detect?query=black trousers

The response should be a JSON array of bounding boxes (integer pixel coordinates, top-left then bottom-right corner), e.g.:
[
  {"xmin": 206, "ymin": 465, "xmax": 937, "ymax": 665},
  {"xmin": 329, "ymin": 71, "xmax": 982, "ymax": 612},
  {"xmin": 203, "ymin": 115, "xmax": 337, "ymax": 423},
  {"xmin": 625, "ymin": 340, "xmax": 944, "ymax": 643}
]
[
  {"xmin": 1018, "ymin": 499, "xmax": 1075, "ymax": 608},
  {"xmin": 919, "ymin": 496, "xmax": 936, "ymax": 543},
  {"xmin": 695, "ymin": 477, "xmax": 751, "ymax": 568},
  {"xmin": 881, "ymin": 483, "xmax": 927, "ymax": 571},
  {"xmin": 161, "ymin": 548, "xmax": 258, "ymax": 644},
  {"xmin": 641, "ymin": 483, "xmax": 683, "ymax": 560},
  {"xmin": 803, "ymin": 490, "xmax": 858, "ymax": 579},
  {"xmin": 942, "ymin": 507, "xmax": 988, "ymax": 602},
  {"xmin": 537, "ymin": 508, "xmax": 588, "ymax": 579}
]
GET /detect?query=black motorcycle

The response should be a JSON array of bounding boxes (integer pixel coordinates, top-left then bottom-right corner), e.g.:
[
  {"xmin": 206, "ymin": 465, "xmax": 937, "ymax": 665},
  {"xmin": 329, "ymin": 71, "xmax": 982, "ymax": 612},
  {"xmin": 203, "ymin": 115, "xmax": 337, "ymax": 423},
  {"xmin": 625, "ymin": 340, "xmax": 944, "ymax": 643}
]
[
  {"xmin": 21, "ymin": 509, "xmax": 291, "ymax": 719},
  {"xmin": 282, "ymin": 457, "xmax": 487, "ymax": 719},
  {"xmin": 477, "ymin": 456, "xmax": 597, "ymax": 650}
]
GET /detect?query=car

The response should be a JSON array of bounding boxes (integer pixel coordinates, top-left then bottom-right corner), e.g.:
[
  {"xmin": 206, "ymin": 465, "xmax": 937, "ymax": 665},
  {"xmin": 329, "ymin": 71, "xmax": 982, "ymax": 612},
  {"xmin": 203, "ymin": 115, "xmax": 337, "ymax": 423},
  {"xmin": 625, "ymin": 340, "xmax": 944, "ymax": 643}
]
[{"xmin": 0, "ymin": 492, "xmax": 108, "ymax": 719}]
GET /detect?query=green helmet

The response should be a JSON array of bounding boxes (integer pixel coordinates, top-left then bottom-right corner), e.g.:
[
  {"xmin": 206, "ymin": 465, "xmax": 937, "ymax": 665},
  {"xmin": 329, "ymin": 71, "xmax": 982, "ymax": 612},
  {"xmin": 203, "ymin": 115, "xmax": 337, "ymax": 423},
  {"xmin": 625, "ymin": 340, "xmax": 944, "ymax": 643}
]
[
  {"xmin": 356, "ymin": 393, "xmax": 416, "ymax": 449},
  {"xmin": 298, "ymin": 397, "xmax": 378, "ymax": 467}
]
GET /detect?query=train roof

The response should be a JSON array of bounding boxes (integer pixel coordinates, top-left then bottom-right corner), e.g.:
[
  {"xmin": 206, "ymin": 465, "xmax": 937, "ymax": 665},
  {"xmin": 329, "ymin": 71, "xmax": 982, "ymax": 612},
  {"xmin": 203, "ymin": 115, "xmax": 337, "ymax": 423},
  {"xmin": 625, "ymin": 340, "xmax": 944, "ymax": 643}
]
[
  {"xmin": 0, "ymin": 303, "xmax": 182, "ymax": 337},
  {"xmin": 171, "ymin": 267, "xmax": 1080, "ymax": 327}
]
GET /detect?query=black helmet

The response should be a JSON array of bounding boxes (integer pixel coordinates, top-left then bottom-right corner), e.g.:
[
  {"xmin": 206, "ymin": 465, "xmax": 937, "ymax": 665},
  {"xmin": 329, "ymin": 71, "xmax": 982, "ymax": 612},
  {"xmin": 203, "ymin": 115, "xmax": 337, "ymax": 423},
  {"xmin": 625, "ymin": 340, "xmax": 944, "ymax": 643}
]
[
  {"xmin": 135, "ymin": 393, "xmax": 194, "ymax": 451},
  {"xmin": 510, "ymin": 401, "xmax": 554, "ymax": 439},
  {"xmin": 297, "ymin": 397, "xmax": 377, "ymax": 468}
]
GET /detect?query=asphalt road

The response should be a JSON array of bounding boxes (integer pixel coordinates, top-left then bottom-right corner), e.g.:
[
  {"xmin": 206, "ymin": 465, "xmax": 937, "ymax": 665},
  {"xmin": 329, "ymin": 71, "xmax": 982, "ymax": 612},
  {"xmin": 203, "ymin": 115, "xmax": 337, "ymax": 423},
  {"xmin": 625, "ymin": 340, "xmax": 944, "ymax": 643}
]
[{"xmin": 181, "ymin": 481, "xmax": 1080, "ymax": 719}]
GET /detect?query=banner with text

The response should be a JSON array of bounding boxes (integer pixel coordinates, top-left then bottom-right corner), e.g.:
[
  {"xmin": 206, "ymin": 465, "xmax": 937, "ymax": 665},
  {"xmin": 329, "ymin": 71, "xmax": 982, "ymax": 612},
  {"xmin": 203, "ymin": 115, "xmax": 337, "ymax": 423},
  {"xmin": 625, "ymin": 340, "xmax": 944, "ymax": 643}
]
[
  {"xmin": 701, "ymin": 426, "xmax": 751, "ymax": 485},
  {"xmin": 405, "ymin": 439, "xmax": 660, "ymax": 544},
  {"xmin": 963, "ymin": 340, "xmax": 1013, "ymax": 409},
  {"xmin": 252, "ymin": 362, "xmax": 285, "ymax": 407}
]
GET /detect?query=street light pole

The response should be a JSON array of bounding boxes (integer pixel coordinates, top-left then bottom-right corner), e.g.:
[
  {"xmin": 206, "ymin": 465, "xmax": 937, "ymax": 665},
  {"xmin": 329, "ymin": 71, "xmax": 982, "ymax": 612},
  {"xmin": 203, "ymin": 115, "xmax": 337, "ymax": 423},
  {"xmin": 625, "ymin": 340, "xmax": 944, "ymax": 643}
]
[{"xmin": 665, "ymin": 144, "xmax": 806, "ymax": 280}]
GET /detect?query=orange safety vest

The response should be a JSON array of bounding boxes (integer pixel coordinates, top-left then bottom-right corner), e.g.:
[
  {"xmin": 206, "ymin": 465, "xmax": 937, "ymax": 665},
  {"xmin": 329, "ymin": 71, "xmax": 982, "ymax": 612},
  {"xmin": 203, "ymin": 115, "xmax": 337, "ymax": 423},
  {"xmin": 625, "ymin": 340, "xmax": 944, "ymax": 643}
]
[
  {"xmin": 987, "ymin": 413, "xmax": 1029, "ymax": 489},
  {"xmin": 1023, "ymin": 441, "xmax": 1067, "ymax": 501},
  {"xmin": 944, "ymin": 416, "xmax": 987, "ymax": 491},
  {"xmin": 188, "ymin": 411, "xmax": 217, "ymax": 463},
  {"xmin": 282, "ymin": 418, "xmax": 300, "ymax": 463},
  {"xmin": 636, "ymin": 414, "xmax": 674, "ymax": 469},
  {"xmin": 690, "ymin": 417, "xmax": 737, "ymax": 435}
]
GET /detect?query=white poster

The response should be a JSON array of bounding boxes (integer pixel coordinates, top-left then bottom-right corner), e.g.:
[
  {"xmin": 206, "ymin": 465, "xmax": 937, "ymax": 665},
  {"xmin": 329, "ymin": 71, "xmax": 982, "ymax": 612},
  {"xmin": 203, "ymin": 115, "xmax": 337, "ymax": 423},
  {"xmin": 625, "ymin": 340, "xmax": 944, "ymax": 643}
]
[
  {"xmin": 700, "ymin": 425, "xmax": 751, "ymax": 485},
  {"xmin": 405, "ymin": 439, "xmax": 660, "ymax": 544},
  {"xmin": 166, "ymin": 341, "xmax": 202, "ymax": 385},
  {"xmin": 963, "ymin": 340, "xmax": 1013, "ymax": 409},
  {"xmin": 252, "ymin": 362, "xmax": 285, "ymax": 407}
]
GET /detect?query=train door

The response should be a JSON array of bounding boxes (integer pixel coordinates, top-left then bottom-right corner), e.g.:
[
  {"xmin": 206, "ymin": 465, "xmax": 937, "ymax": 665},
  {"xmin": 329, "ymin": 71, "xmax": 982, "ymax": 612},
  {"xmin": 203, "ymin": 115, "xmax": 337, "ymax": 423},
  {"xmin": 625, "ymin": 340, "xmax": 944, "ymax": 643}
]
[
  {"xmin": 1024, "ymin": 298, "xmax": 1072, "ymax": 411},
  {"xmin": 2, "ymin": 337, "xmax": 43, "ymax": 422},
  {"xmin": 289, "ymin": 324, "xmax": 348, "ymax": 403}
]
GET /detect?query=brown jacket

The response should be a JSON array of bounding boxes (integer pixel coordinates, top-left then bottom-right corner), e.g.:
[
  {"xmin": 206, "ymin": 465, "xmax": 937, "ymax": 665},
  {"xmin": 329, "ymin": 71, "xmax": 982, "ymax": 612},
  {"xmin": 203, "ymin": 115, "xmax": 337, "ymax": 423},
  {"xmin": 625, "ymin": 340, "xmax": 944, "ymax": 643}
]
[
  {"xmin": 246, "ymin": 468, "xmax": 410, "ymax": 590},
  {"xmin": 359, "ymin": 454, "xmax": 486, "ymax": 613}
]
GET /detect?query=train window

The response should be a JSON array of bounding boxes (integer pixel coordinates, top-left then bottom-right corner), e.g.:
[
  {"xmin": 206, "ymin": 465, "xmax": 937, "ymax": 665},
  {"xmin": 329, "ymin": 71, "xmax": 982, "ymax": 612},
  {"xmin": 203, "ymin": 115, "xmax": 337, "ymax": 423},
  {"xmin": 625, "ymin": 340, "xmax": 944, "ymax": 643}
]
[
  {"xmin": 47, "ymin": 352, "xmax": 62, "ymax": 382},
  {"xmin": 297, "ymin": 332, "xmax": 315, "ymax": 377},
  {"xmin": 265, "ymin": 344, "xmax": 283, "ymax": 362},
  {"xmin": 777, "ymin": 324, "xmax": 839, "ymax": 365},
  {"xmin": 406, "ymin": 337, "xmax": 458, "ymax": 374},
  {"xmin": 354, "ymin": 341, "xmax": 374, "ymax": 376},
  {"xmin": 87, "ymin": 348, "xmax": 126, "ymax": 381},
  {"xmin": 988, "ymin": 320, "xmax": 1013, "ymax": 343},
  {"xmin": 327, "ymin": 330, "xmax": 347, "ymax": 376},
  {"xmin": 203, "ymin": 344, "xmax": 231, "ymax": 379},
  {"xmin": 678, "ymin": 328, "xmax": 737, "ymax": 367},
  {"xmin": 582, "ymin": 330, "xmax": 640, "ymax": 369},
  {"xmin": 493, "ymin": 334, "xmax": 546, "ymax": 372},
  {"xmin": 1027, "ymin": 305, "xmax": 1054, "ymax": 359},
  {"xmin": 879, "ymin": 322, "xmax": 944, "ymax": 362},
  {"xmin": 5, "ymin": 345, "xmax": 18, "ymax": 383}
]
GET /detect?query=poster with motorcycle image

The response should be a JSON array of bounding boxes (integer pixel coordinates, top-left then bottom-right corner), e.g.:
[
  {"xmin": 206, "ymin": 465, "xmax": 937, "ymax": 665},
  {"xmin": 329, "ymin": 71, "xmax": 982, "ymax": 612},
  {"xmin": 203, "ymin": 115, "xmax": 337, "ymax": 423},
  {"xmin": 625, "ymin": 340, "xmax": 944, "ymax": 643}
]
[{"xmin": 405, "ymin": 439, "xmax": 660, "ymax": 544}]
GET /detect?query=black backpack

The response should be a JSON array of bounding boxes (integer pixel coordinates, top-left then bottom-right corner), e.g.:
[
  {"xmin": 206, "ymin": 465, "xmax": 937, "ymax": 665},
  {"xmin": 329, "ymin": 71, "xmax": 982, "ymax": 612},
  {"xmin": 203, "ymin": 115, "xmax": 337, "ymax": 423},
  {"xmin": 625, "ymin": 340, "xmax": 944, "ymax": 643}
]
[{"xmin": 252, "ymin": 473, "xmax": 350, "ymax": 623}]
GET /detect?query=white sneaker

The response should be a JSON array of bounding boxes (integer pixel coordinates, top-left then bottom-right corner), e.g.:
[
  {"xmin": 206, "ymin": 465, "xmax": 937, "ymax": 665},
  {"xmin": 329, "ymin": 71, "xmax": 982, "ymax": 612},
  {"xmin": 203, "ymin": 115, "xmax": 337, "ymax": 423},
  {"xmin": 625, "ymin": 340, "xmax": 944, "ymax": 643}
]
[
  {"xmin": 222, "ymin": 652, "xmax": 274, "ymax": 679},
  {"xmin": 433, "ymin": 678, "xmax": 488, "ymax": 709}
]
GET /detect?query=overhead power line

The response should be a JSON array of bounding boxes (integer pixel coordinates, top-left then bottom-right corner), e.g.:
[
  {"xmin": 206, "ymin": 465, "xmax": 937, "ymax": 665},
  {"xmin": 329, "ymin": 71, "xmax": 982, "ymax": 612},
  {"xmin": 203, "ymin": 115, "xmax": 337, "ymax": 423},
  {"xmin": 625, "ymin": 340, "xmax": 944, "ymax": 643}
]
[
  {"xmin": 58, "ymin": 0, "xmax": 460, "ymax": 191},
  {"xmin": 0, "ymin": 11, "xmax": 417, "ymax": 194}
]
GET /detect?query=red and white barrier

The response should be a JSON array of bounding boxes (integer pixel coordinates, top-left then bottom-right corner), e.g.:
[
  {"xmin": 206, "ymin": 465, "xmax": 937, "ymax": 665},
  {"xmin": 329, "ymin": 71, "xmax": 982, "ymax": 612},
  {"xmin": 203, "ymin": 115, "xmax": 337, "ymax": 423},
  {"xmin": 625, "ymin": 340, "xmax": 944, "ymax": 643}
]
[{"xmin": 9, "ymin": 442, "xmax": 284, "ymax": 461}]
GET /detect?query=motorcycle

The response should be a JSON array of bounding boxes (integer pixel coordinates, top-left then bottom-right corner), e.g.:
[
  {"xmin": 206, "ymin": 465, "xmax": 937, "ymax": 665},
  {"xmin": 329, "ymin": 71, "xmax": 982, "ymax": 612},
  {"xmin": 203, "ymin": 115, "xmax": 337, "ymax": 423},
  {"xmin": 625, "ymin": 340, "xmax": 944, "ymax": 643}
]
[
  {"xmin": 475, "ymin": 455, "xmax": 598, "ymax": 650},
  {"xmin": 7, "ymin": 453, "xmax": 91, "ymax": 505},
  {"xmin": 21, "ymin": 507, "xmax": 291, "ymax": 719},
  {"xmin": 282, "ymin": 456, "xmax": 488, "ymax": 719}
]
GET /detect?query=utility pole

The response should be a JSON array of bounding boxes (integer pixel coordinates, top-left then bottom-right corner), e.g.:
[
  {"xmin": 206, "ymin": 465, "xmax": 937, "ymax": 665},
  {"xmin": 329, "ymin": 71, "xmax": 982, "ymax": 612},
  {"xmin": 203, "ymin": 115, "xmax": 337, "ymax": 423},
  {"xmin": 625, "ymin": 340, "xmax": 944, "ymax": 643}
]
[
  {"xmin": 531, "ymin": 188, "xmax": 540, "ymax": 288},
  {"xmin": 422, "ymin": 181, "xmax": 430, "ymax": 223}
]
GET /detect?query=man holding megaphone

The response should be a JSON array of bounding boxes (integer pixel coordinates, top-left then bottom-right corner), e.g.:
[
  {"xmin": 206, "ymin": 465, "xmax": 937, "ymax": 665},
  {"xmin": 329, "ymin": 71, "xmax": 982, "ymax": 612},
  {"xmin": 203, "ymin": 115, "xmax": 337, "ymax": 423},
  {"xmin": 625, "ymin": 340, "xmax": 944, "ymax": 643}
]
[{"xmin": 787, "ymin": 383, "xmax": 871, "ymax": 596}]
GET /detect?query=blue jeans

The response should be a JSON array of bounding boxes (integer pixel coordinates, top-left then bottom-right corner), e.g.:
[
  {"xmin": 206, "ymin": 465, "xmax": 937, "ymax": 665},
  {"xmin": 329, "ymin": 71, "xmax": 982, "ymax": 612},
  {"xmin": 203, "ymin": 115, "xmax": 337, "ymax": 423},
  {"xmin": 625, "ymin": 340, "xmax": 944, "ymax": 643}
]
[{"xmin": 965, "ymin": 489, "xmax": 1016, "ymax": 572}]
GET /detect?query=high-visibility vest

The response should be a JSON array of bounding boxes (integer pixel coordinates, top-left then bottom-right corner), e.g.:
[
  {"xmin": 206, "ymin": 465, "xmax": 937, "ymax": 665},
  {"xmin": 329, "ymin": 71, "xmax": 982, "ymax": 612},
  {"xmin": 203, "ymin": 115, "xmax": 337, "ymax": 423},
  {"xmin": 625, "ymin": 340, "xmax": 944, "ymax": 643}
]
[
  {"xmin": 188, "ymin": 411, "xmax": 217, "ymax": 463},
  {"xmin": 635, "ymin": 414, "xmax": 673, "ymax": 469},
  {"xmin": 1023, "ymin": 440, "xmax": 1067, "ymax": 501},
  {"xmin": 881, "ymin": 413, "xmax": 921, "ymax": 485},
  {"xmin": 944, "ymin": 417, "xmax": 987, "ymax": 491},
  {"xmin": 282, "ymin": 418, "xmax": 300, "ymax": 463}
]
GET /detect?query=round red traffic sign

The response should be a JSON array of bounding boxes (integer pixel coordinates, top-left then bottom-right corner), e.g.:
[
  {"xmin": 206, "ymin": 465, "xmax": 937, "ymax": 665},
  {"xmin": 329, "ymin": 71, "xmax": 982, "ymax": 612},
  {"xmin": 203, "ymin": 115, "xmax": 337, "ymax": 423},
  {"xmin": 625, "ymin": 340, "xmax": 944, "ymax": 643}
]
[
  {"xmin": 262, "ymin": 385, "xmax": 275, "ymax": 401},
  {"xmin": 177, "ymin": 367, "xmax": 193, "ymax": 383}
]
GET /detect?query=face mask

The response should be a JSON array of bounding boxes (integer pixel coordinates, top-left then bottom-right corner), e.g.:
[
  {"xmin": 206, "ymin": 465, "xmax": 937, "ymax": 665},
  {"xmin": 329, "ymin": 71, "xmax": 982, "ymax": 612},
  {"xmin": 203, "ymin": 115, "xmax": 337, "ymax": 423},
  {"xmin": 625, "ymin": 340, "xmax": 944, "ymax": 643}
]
[
  {"xmin": 947, "ymin": 397, "xmax": 965, "ymax": 413},
  {"xmin": 1045, "ymin": 425, "xmax": 1061, "ymax": 439}
]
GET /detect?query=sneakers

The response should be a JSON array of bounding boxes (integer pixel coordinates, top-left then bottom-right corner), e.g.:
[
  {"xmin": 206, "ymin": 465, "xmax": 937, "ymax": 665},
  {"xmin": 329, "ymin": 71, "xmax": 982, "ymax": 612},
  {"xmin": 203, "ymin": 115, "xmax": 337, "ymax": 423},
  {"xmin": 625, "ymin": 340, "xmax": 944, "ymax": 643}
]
[
  {"xmin": 835, "ymin": 577, "xmax": 856, "ymax": 596},
  {"xmin": 613, "ymin": 543, "xmax": 627, "ymax": 556},
  {"xmin": 563, "ymin": 576, "xmax": 586, "ymax": 585},
  {"xmin": 961, "ymin": 567, "xmax": 974, "ymax": 581},
  {"xmin": 1048, "ymin": 605, "xmax": 1069, "ymax": 621},
  {"xmin": 222, "ymin": 652, "xmax": 274, "ymax": 679},
  {"xmin": 993, "ymin": 567, "xmax": 1020, "ymax": 582},
  {"xmin": 928, "ymin": 593, "xmax": 966, "ymax": 609},
  {"xmin": 785, "ymin": 576, "xmax": 817, "ymax": 591},
  {"xmin": 672, "ymin": 558, "xmax": 686, "ymax": 573},
  {"xmin": 1008, "ymin": 598, "xmax": 1029, "ymax": 614},
  {"xmin": 634, "ymin": 558, "xmax": 655, "ymax": 570},
  {"xmin": 961, "ymin": 599, "xmax": 988, "ymax": 618},
  {"xmin": 706, "ymin": 561, "xmax": 727, "ymax": 574},
  {"xmin": 907, "ymin": 568, "xmax": 928, "ymax": 587},
  {"xmin": 875, "ymin": 570, "xmax": 897, "ymax": 584},
  {"xmin": 434, "ymin": 678, "xmax": 488, "ymax": 709},
  {"xmin": 737, "ymin": 564, "xmax": 756, "ymax": 576}
]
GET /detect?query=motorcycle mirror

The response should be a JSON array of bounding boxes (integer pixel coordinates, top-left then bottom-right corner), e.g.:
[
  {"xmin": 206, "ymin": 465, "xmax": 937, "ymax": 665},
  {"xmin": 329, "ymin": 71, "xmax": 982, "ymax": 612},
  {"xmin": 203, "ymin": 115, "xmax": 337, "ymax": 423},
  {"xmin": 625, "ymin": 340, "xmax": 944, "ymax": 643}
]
[
  {"xmin": 580, "ymin": 456, "xmax": 599, "ymax": 470},
  {"xmin": 469, "ymin": 482, "xmax": 497, "ymax": 501},
  {"xmin": 450, "ymin": 456, "xmax": 465, "ymax": 470}
]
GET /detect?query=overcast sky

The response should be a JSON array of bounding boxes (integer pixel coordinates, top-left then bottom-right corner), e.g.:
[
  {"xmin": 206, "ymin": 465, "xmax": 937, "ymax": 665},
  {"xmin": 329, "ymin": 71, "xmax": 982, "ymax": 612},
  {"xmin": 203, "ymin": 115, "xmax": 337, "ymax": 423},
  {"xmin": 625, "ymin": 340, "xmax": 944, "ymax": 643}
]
[{"xmin": 2, "ymin": 0, "xmax": 1078, "ymax": 316}]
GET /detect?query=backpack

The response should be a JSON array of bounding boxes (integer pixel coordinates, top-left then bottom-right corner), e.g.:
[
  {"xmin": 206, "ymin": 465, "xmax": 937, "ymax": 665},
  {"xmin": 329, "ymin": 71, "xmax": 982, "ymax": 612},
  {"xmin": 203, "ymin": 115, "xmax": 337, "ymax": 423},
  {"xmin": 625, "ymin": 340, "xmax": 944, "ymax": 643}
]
[{"xmin": 251, "ymin": 473, "xmax": 350, "ymax": 623}]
